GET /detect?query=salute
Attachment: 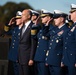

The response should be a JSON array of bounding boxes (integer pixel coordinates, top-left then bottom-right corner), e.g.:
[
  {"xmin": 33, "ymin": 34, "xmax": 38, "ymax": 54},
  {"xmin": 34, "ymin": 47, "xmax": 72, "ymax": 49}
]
[
  {"xmin": 31, "ymin": 9, "xmax": 53, "ymax": 75},
  {"xmin": 62, "ymin": 4, "xmax": 76, "ymax": 75},
  {"xmin": 45, "ymin": 10, "xmax": 68, "ymax": 75}
]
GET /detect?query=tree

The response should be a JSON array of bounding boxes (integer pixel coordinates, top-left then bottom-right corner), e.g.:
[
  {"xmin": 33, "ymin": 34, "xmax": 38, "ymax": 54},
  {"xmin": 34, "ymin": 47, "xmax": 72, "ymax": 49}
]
[{"xmin": 0, "ymin": 2, "xmax": 33, "ymax": 35}]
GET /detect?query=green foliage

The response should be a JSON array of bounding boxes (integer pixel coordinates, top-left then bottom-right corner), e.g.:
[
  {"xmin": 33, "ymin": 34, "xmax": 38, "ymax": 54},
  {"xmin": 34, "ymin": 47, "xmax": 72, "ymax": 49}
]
[{"xmin": 0, "ymin": 2, "xmax": 33, "ymax": 33}]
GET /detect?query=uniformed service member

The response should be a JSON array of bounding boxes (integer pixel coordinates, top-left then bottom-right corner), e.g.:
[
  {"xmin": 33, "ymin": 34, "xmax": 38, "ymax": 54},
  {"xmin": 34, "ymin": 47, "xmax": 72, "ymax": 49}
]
[
  {"xmin": 32, "ymin": 9, "xmax": 53, "ymax": 75},
  {"xmin": 30, "ymin": 9, "xmax": 40, "ymax": 24},
  {"xmin": 62, "ymin": 4, "xmax": 76, "ymax": 75},
  {"xmin": 4, "ymin": 11, "xmax": 23, "ymax": 75},
  {"xmin": 45, "ymin": 10, "xmax": 68, "ymax": 75}
]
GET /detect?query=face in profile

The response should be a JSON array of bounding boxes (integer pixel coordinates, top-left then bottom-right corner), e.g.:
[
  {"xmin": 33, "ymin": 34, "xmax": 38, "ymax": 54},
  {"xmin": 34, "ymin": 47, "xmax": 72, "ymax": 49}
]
[
  {"xmin": 70, "ymin": 11, "xmax": 76, "ymax": 22},
  {"xmin": 54, "ymin": 17, "xmax": 63, "ymax": 26},
  {"xmin": 21, "ymin": 10, "xmax": 31, "ymax": 23},
  {"xmin": 41, "ymin": 16, "xmax": 49, "ymax": 24},
  {"xmin": 16, "ymin": 18, "xmax": 22, "ymax": 25}
]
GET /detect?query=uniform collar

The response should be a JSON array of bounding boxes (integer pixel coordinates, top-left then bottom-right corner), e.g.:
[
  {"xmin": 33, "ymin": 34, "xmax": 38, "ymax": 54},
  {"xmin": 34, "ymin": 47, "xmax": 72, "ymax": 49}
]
[{"xmin": 58, "ymin": 23, "xmax": 65, "ymax": 29}]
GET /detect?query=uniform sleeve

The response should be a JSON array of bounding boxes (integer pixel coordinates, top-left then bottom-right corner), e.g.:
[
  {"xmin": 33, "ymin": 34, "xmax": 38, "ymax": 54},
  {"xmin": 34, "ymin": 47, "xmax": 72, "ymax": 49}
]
[
  {"xmin": 31, "ymin": 24, "xmax": 40, "ymax": 39},
  {"xmin": 42, "ymin": 25, "xmax": 50, "ymax": 37},
  {"xmin": 29, "ymin": 25, "xmax": 39, "ymax": 60},
  {"xmin": 4, "ymin": 23, "xmax": 14, "ymax": 35},
  {"xmin": 74, "ymin": 28, "xmax": 76, "ymax": 63}
]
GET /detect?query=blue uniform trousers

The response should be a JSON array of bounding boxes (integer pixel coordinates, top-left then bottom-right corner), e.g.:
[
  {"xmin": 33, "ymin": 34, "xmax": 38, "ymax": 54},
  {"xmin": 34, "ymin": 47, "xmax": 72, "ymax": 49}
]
[
  {"xmin": 13, "ymin": 62, "xmax": 19, "ymax": 75},
  {"xmin": 49, "ymin": 65, "xmax": 61, "ymax": 75},
  {"xmin": 36, "ymin": 62, "xmax": 50, "ymax": 75},
  {"xmin": 67, "ymin": 66, "xmax": 76, "ymax": 75}
]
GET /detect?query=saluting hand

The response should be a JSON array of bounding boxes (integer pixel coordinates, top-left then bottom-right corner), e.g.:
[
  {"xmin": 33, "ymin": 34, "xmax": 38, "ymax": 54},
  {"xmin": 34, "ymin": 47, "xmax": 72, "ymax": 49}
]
[
  {"xmin": 8, "ymin": 17, "xmax": 16, "ymax": 25},
  {"xmin": 34, "ymin": 16, "xmax": 40, "ymax": 25},
  {"xmin": 46, "ymin": 18, "xmax": 53, "ymax": 26}
]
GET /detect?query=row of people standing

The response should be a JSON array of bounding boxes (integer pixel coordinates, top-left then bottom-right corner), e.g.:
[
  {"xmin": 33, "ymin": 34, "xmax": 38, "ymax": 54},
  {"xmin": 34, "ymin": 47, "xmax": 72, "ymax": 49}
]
[
  {"xmin": 31, "ymin": 4, "xmax": 76, "ymax": 75},
  {"xmin": 4, "ymin": 3, "xmax": 76, "ymax": 75},
  {"xmin": 4, "ymin": 9, "xmax": 37, "ymax": 75}
]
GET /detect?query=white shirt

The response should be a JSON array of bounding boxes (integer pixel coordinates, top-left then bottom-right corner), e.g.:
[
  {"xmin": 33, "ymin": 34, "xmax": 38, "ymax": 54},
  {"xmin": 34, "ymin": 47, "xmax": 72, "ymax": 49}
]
[
  {"xmin": 24, "ymin": 20, "xmax": 31, "ymax": 31},
  {"xmin": 22, "ymin": 20, "xmax": 31, "ymax": 35},
  {"xmin": 58, "ymin": 23, "xmax": 65, "ymax": 29}
]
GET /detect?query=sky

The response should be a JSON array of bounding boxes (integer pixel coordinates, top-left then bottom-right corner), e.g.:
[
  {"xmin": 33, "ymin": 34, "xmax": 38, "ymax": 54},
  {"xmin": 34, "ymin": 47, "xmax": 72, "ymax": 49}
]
[{"xmin": 0, "ymin": 0, "xmax": 76, "ymax": 14}]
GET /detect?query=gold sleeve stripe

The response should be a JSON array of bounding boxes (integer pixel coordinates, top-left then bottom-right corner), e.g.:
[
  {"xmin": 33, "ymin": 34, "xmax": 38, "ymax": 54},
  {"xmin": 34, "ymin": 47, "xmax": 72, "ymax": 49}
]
[
  {"xmin": 31, "ymin": 30, "xmax": 37, "ymax": 35},
  {"xmin": 4, "ymin": 25, "xmax": 9, "ymax": 31}
]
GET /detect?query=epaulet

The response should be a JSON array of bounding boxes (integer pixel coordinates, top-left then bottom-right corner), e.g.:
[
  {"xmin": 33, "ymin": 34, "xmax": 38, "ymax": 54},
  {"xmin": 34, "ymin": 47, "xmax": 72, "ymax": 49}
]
[{"xmin": 4, "ymin": 25, "xmax": 10, "ymax": 32}]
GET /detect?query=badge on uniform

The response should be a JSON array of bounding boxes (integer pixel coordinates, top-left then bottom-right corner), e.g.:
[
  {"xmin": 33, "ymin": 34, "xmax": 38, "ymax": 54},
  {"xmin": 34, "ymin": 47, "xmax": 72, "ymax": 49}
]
[
  {"xmin": 46, "ymin": 50, "xmax": 49, "ymax": 56},
  {"xmin": 56, "ymin": 40, "xmax": 59, "ymax": 43},
  {"xmin": 57, "ymin": 30, "xmax": 64, "ymax": 36}
]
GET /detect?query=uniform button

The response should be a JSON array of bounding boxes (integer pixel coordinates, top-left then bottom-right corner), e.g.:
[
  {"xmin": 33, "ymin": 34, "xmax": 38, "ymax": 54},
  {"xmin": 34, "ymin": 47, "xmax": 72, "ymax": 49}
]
[
  {"xmin": 49, "ymin": 47, "xmax": 51, "ymax": 49},
  {"xmin": 57, "ymin": 54, "xmax": 59, "ymax": 55},
  {"xmin": 18, "ymin": 33, "xmax": 20, "ymax": 35},
  {"xmin": 56, "ymin": 40, "xmax": 59, "ymax": 43},
  {"xmin": 65, "ymin": 47, "xmax": 67, "ymax": 49},
  {"xmin": 70, "ymin": 54, "xmax": 72, "ymax": 55},
  {"xmin": 45, "ymin": 58, "xmax": 47, "ymax": 61},
  {"xmin": 12, "ymin": 47, "xmax": 14, "ymax": 48},
  {"xmin": 37, "ymin": 46, "xmax": 39, "ymax": 47},
  {"xmin": 51, "ymin": 39, "xmax": 53, "ymax": 41},
  {"xmin": 14, "ymin": 40, "xmax": 15, "ymax": 42},
  {"xmin": 44, "ymin": 50, "xmax": 46, "ymax": 52},
  {"xmin": 42, "ymin": 36, "xmax": 44, "ymax": 39},
  {"xmin": 65, "ymin": 42, "xmax": 67, "ymax": 44},
  {"xmin": 13, "ymin": 43, "xmax": 14, "ymax": 45},
  {"xmin": 50, "ymin": 43, "xmax": 52, "ymax": 45},
  {"xmin": 14, "ymin": 31, "xmax": 15, "ymax": 33},
  {"xmin": 39, "ymin": 38, "xmax": 41, "ymax": 40},
  {"xmin": 68, "ymin": 33, "xmax": 71, "ymax": 36},
  {"xmin": 66, "ymin": 37, "xmax": 68, "ymax": 39},
  {"xmin": 38, "ymin": 42, "xmax": 39, "ymax": 44}
]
